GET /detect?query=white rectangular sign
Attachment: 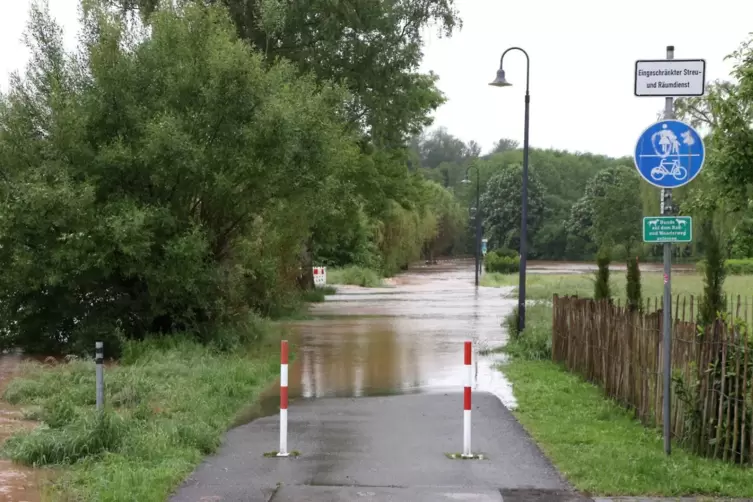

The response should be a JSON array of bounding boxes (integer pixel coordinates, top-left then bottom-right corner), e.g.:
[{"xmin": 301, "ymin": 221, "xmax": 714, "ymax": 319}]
[{"xmin": 634, "ymin": 59, "xmax": 706, "ymax": 97}]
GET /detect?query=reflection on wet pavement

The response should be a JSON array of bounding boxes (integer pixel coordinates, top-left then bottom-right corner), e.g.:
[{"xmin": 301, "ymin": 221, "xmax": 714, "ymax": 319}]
[{"xmin": 284, "ymin": 260, "xmax": 518, "ymax": 408}]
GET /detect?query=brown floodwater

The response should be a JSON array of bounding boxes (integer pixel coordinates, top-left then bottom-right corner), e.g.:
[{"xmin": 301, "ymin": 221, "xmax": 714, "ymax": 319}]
[
  {"xmin": 279, "ymin": 258, "xmax": 696, "ymax": 407},
  {"xmin": 281, "ymin": 259, "xmax": 518, "ymax": 408},
  {"xmin": 0, "ymin": 258, "xmax": 696, "ymax": 499}
]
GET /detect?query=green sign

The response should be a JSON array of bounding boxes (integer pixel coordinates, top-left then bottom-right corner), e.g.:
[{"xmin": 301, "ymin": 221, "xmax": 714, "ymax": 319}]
[{"xmin": 643, "ymin": 216, "xmax": 692, "ymax": 243}]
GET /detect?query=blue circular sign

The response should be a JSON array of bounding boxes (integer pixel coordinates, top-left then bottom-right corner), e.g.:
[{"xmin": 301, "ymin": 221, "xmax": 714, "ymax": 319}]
[{"xmin": 633, "ymin": 119, "xmax": 705, "ymax": 188}]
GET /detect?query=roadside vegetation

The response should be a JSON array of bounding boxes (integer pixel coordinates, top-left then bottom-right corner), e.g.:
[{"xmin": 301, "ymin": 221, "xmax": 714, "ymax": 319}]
[
  {"xmin": 326, "ymin": 267, "xmax": 384, "ymax": 288},
  {"xmin": 506, "ymin": 360, "xmax": 753, "ymax": 497},
  {"xmin": 5, "ymin": 0, "xmax": 753, "ymax": 499},
  {"xmin": 496, "ymin": 271, "xmax": 753, "ymax": 496},
  {"xmin": 0, "ymin": 0, "xmax": 469, "ymax": 499},
  {"xmin": 3, "ymin": 328, "xmax": 281, "ymax": 501},
  {"xmin": 492, "ymin": 147, "xmax": 753, "ymax": 496},
  {"xmin": 482, "ymin": 271, "xmax": 753, "ymax": 301}
]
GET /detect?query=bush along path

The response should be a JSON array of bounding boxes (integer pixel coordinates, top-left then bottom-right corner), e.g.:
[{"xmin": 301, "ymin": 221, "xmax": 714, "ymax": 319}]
[{"xmin": 0, "ymin": 333, "xmax": 282, "ymax": 502}]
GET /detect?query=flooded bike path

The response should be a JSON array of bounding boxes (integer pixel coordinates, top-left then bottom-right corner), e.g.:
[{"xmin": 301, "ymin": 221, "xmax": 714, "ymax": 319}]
[
  {"xmin": 283, "ymin": 261, "xmax": 518, "ymax": 408},
  {"xmin": 172, "ymin": 260, "xmax": 575, "ymax": 502}
]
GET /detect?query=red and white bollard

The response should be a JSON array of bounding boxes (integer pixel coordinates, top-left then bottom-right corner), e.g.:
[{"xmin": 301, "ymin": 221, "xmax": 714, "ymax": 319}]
[
  {"xmin": 278, "ymin": 340, "xmax": 289, "ymax": 457},
  {"xmin": 462, "ymin": 340, "xmax": 473, "ymax": 458}
]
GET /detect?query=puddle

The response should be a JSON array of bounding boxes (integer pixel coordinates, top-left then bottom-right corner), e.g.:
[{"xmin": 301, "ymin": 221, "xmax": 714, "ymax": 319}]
[{"xmin": 280, "ymin": 260, "xmax": 519, "ymax": 409}]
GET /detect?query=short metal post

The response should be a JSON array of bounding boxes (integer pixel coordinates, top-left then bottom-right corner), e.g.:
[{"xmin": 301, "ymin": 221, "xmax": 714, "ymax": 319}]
[
  {"xmin": 462, "ymin": 341, "xmax": 473, "ymax": 457},
  {"xmin": 95, "ymin": 341, "xmax": 104, "ymax": 411},
  {"xmin": 278, "ymin": 340, "xmax": 289, "ymax": 457}
]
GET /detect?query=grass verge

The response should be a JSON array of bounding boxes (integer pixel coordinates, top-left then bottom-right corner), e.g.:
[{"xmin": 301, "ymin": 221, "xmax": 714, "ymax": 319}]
[
  {"xmin": 2, "ymin": 326, "xmax": 283, "ymax": 502},
  {"xmin": 327, "ymin": 266, "xmax": 382, "ymax": 287},
  {"xmin": 495, "ymin": 276, "xmax": 753, "ymax": 497},
  {"xmin": 503, "ymin": 359, "xmax": 753, "ymax": 497},
  {"xmin": 499, "ymin": 303, "xmax": 552, "ymax": 360},
  {"xmin": 482, "ymin": 271, "xmax": 753, "ymax": 301}
]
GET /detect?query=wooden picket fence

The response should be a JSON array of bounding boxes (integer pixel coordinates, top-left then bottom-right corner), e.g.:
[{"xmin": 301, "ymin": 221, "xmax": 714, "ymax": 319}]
[{"xmin": 552, "ymin": 294, "xmax": 753, "ymax": 464}]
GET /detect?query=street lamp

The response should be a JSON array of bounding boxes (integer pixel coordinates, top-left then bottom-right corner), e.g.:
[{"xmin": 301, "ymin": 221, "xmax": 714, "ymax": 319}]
[
  {"xmin": 462, "ymin": 165, "xmax": 481, "ymax": 287},
  {"xmin": 490, "ymin": 47, "xmax": 530, "ymax": 334}
]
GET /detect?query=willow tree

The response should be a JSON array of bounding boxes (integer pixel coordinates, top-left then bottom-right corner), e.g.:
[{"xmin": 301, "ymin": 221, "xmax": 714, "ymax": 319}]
[{"xmin": 0, "ymin": 1, "xmax": 357, "ymax": 353}]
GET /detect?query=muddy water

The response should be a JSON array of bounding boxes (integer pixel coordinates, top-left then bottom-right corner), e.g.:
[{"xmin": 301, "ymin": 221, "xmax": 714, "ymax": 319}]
[
  {"xmin": 283, "ymin": 260, "xmax": 518, "ymax": 408},
  {"xmin": 0, "ymin": 353, "xmax": 45, "ymax": 502}
]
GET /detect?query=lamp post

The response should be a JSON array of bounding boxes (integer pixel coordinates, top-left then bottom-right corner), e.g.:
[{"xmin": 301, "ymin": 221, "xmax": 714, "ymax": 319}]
[
  {"xmin": 490, "ymin": 47, "xmax": 530, "ymax": 333},
  {"xmin": 462, "ymin": 165, "xmax": 481, "ymax": 287}
]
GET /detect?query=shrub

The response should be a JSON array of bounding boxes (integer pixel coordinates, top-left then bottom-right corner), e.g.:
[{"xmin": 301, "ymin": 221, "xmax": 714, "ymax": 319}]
[
  {"xmin": 699, "ymin": 221, "xmax": 726, "ymax": 326},
  {"xmin": 626, "ymin": 255, "xmax": 642, "ymax": 311},
  {"xmin": 484, "ymin": 251, "xmax": 520, "ymax": 274},
  {"xmin": 696, "ymin": 258, "xmax": 753, "ymax": 276},
  {"xmin": 327, "ymin": 266, "xmax": 382, "ymax": 287},
  {"xmin": 492, "ymin": 247, "xmax": 518, "ymax": 258},
  {"xmin": 594, "ymin": 247, "xmax": 611, "ymax": 300},
  {"xmin": 501, "ymin": 304, "xmax": 551, "ymax": 360}
]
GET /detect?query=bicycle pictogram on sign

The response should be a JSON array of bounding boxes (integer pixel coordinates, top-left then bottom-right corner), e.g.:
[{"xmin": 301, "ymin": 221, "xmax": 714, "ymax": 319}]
[{"xmin": 634, "ymin": 120, "xmax": 705, "ymax": 189}]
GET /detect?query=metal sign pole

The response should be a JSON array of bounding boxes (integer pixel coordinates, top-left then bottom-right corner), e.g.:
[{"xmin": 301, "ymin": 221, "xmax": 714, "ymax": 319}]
[
  {"xmin": 634, "ymin": 44, "xmax": 705, "ymax": 457},
  {"xmin": 661, "ymin": 45, "xmax": 674, "ymax": 456}
]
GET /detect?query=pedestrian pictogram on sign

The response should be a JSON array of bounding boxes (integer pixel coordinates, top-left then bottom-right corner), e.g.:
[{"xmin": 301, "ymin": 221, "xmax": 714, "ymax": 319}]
[{"xmin": 634, "ymin": 120, "xmax": 705, "ymax": 189}]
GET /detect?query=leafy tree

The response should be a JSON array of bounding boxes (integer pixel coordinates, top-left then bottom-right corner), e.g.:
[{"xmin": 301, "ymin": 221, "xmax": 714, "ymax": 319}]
[
  {"xmin": 0, "ymin": 1, "xmax": 357, "ymax": 353},
  {"xmin": 113, "ymin": 0, "xmax": 461, "ymax": 149},
  {"xmin": 489, "ymin": 138, "xmax": 519, "ymax": 155},
  {"xmin": 565, "ymin": 196, "xmax": 597, "ymax": 259},
  {"xmin": 674, "ymin": 41, "xmax": 753, "ymax": 259},
  {"xmin": 590, "ymin": 167, "xmax": 642, "ymax": 250},
  {"xmin": 480, "ymin": 165, "xmax": 546, "ymax": 252},
  {"xmin": 421, "ymin": 180, "xmax": 466, "ymax": 259},
  {"xmin": 417, "ymin": 126, "xmax": 477, "ymax": 169},
  {"xmin": 565, "ymin": 166, "xmax": 642, "ymax": 257}
]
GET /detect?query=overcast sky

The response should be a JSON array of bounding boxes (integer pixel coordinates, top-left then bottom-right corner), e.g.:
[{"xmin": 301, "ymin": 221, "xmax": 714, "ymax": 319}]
[{"xmin": 2, "ymin": 0, "xmax": 751, "ymax": 158}]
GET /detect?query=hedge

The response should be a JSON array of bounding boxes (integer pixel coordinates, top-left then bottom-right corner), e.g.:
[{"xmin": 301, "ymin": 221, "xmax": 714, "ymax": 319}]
[
  {"xmin": 695, "ymin": 258, "xmax": 753, "ymax": 275},
  {"xmin": 484, "ymin": 251, "xmax": 520, "ymax": 274}
]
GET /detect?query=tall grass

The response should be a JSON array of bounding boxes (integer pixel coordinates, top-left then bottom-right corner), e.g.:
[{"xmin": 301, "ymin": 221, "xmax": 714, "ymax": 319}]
[
  {"xmin": 327, "ymin": 266, "xmax": 382, "ymax": 287},
  {"xmin": 504, "ymin": 360, "xmax": 753, "ymax": 497},
  {"xmin": 501, "ymin": 304, "xmax": 552, "ymax": 360},
  {"xmin": 2, "ymin": 329, "xmax": 281, "ymax": 501}
]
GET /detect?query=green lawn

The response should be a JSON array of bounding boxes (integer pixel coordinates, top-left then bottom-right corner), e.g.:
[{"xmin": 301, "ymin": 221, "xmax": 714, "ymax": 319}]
[
  {"xmin": 504, "ymin": 359, "xmax": 753, "ymax": 497},
  {"xmin": 482, "ymin": 271, "xmax": 753, "ymax": 302},
  {"xmin": 2, "ymin": 331, "xmax": 282, "ymax": 502}
]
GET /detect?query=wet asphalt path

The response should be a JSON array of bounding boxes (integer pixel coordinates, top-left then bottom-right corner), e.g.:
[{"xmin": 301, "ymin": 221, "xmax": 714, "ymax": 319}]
[{"xmin": 169, "ymin": 261, "xmax": 586, "ymax": 502}]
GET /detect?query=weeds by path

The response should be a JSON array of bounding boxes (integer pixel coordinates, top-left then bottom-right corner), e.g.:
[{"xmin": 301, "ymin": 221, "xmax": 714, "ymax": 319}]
[
  {"xmin": 1, "ymin": 333, "xmax": 281, "ymax": 502},
  {"xmin": 503, "ymin": 360, "xmax": 753, "ymax": 498}
]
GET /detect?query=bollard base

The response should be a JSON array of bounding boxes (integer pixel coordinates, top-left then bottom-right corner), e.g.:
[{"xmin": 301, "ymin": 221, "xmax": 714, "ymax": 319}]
[
  {"xmin": 445, "ymin": 452, "xmax": 485, "ymax": 460},
  {"xmin": 263, "ymin": 450, "xmax": 301, "ymax": 458}
]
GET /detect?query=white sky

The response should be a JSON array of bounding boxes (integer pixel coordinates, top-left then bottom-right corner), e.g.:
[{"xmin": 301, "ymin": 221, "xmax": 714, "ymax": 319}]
[
  {"xmin": 2, "ymin": 0, "xmax": 750, "ymax": 158},
  {"xmin": 420, "ymin": 0, "xmax": 751, "ymax": 157}
]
